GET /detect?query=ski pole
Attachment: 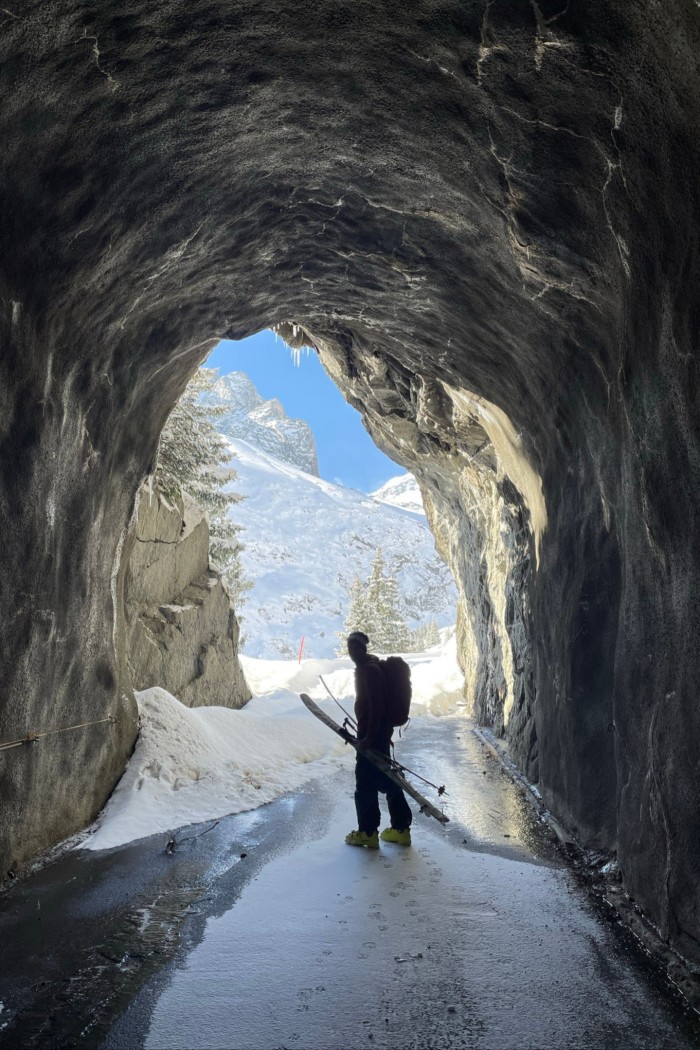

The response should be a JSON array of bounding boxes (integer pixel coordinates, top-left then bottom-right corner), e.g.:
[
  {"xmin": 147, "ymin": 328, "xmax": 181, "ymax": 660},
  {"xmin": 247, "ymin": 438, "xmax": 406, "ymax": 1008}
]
[
  {"xmin": 319, "ymin": 675, "xmax": 357, "ymax": 728},
  {"xmin": 320, "ymin": 677, "xmax": 445, "ymax": 797},
  {"xmin": 388, "ymin": 752, "xmax": 447, "ymax": 797}
]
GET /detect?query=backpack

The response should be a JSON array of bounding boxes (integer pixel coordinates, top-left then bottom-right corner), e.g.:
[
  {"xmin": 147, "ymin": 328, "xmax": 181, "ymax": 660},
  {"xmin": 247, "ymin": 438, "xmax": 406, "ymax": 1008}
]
[{"xmin": 379, "ymin": 656, "xmax": 412, "ymax": 728}]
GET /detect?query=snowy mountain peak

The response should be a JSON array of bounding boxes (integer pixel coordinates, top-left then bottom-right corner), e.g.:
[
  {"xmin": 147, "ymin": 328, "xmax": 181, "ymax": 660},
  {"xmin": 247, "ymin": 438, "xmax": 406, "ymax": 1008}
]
[
  {"xmin": 205, "ymin": 372, "xmax": 320, "ymax": 476},
  {"xmin": 250, "ymin": 399, "xmax": 286, "ymax": 424},
  {"xmin": 213, "ymin": 371, "xmax": 260, "ymax": 412},
  {"xmin": 371, "ymin": 474, "xmax": 425, "ymax": 515}
]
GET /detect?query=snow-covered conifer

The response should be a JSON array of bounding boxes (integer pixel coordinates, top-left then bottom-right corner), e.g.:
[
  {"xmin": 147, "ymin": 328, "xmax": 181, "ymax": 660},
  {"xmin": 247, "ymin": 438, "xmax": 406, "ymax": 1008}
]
[
  {"xmin": 338, "ymin": 548, "xmax": 411, "ymax": 655},
  {"xmin": 368, "ymin": 548, "xmax": 411, "ymax": 653},
  {"xmin": 423, "ymin": 618, "xmax": 441, "ymax": 648},
  {"xmin": 337, "ymin": 575, "xmax": 372, "ymax": 654},
  {"xmin": 410, "ymin": 618, "xmax": 441, "ymax": 651},
  {"xmin": 157, "ymin": 367, "xmax": 251, "ymax": 607}
]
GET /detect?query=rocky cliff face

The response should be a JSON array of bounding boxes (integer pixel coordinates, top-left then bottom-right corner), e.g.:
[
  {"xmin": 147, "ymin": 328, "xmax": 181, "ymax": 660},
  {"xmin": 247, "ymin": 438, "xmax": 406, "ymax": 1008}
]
[
  {"xmin": 1, "ymin": 0, "xmax": 699, "ymax": 965},
  {"xmin": 204, "ymin": 372, "xmax": 320, "ymax": 476},
  {"xmin": 125, "ymin": 482, "xmax": 250, "ymax": 709}
]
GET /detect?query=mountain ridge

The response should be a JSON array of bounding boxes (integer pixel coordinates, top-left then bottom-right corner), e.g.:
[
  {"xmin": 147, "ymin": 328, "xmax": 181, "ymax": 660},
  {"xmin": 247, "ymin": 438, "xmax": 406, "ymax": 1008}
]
[{"xmin": 204, "ymin": 371, "xmax": 320, "ymax": 477}]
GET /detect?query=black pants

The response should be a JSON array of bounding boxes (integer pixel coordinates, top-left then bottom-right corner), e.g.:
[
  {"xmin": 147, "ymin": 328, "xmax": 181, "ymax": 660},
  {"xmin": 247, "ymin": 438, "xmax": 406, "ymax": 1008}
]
[{"xmin": 354, "ymin": 753, "xmax": 412, "ymax": 834}]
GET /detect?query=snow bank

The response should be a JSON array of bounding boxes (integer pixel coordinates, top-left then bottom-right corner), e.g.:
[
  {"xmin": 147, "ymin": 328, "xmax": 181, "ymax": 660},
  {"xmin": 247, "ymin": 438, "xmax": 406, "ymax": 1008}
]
[
  {"xmin": 402, "ymin": 634, "xmax": 465, "ymax": 716},
  {"xmin": 83, "ymin": 688, "xmax": 349, "ymax": 851},
  {"xmin": 83, "ymin": 637, "xmax": 463, "ymax": 851}
]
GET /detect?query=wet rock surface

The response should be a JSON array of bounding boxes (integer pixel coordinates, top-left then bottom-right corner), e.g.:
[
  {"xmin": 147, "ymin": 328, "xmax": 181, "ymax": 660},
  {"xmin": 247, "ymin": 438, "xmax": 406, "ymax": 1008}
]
[
  {"xmin": 0, "ymin": 719, "xmax": 696, "ymax": 1049},
  {"xmin": 0, "ymin": 0, "xmax": 699, "ymax": 965}
]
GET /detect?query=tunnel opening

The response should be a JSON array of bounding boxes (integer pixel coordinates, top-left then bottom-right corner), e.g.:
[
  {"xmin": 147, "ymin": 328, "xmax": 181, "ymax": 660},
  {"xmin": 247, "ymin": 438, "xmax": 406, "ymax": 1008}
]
[
  {"xmin": 93, "ymin": 323, "xmax": 474, "ymax": 850},
  {"xmin": 203, "ymin": 324, "xmax": 542, "ymax": 739},
  {"xmin": 1, "ymin": 0, "xmax": 700, "ymax": 972},
  {"xmin": 112, "ymin": 318, "xmax": 543, "ymax": 855},
  {"xmin": 146, "ymin": 325, "xmax": 464, "ymax": 664}
]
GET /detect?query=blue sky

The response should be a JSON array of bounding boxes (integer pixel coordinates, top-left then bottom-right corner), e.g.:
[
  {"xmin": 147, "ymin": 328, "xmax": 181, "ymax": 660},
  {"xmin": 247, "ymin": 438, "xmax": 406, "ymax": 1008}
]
[{"xmin": 206, "ymin": 330, "xmax": 401, "ymax": 493}]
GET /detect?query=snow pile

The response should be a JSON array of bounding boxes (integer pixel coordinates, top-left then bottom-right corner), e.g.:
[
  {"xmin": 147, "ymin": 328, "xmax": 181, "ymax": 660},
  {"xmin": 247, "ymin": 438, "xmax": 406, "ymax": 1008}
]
[
  {"xmin": 83, "ymin": 638, "xmax": 463, "ymax": 851},
  {"xmin": 83, "ymin": 688, "xmax": 349, "ymax": 851},
  {"xmin": 401, "ymin": 632, "xmax": 465, "ymax": 716}
]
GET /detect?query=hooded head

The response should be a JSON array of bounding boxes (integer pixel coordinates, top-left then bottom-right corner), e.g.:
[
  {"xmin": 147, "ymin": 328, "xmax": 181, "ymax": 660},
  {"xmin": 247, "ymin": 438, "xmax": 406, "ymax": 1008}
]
[{"xmin": 347, "ymin": 630, "xmax": 369, "ymax": 664}]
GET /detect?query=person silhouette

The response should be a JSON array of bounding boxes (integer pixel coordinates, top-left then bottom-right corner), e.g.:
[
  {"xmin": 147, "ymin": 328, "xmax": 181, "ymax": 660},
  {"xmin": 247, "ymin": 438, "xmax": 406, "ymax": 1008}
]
[{"xmin": 344, "ymin": 631, "xmax": 412, "ymax": 848}]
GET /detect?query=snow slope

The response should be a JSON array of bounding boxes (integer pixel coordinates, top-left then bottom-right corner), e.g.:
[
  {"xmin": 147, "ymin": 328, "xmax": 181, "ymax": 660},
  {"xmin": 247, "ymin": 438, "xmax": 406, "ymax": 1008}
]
[
  {"xmin": 225, "ymin": 437, "xmax": 458, "ymax": 658},
  {"xmin": 83, "ymin": 637, "xmax": 463, "ymax": 851}
]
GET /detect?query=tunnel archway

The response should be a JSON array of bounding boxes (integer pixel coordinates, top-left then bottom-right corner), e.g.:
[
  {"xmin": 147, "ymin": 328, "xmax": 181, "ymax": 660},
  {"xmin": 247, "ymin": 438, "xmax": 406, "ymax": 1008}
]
[{"xmin": 1, "ymin": 0, "xmax": 699, "ymax": 965}]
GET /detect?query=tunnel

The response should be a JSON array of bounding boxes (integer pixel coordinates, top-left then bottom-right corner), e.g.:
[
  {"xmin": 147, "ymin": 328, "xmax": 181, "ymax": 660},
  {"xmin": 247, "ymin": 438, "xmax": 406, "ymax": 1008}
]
[{"xmin": 1, "ymin": 0, "xmax": 699, "ymax": 970}]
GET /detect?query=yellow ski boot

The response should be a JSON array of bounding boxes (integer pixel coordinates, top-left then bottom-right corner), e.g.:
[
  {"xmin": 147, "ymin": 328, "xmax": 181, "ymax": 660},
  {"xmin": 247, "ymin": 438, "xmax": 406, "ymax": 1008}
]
[
  {"xmin": 380, "ymin": 827, "xmax": 412, "ymax": 846},
  {"xmin": 345, "ymin": 829, "xmax": 379, "ymax": 848}
]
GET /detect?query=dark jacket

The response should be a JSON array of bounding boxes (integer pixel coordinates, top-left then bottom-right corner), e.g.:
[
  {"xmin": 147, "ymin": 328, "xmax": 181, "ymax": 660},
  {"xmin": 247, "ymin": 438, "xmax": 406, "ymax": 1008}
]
[{"xmin": 354, "ymin": 654, "xmax": 392, "ymax": 753}]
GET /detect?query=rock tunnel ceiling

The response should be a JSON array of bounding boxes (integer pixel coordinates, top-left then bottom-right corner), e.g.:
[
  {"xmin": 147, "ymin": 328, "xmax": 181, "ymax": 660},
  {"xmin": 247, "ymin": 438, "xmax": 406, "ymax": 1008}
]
[{"xmin": 1, "ymin": 0, "xmax": 700, "ymax": 965}]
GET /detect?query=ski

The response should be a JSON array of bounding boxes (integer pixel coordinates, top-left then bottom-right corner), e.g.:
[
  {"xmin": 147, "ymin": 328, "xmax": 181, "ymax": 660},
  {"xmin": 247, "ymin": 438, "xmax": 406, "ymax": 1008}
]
[{"xmin": 299, "ymin": 693, "xmax": 449, "ymax": 824}]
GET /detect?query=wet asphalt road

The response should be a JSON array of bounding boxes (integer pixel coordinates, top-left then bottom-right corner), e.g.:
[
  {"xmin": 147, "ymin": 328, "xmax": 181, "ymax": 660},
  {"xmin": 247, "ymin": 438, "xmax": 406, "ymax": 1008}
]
[{"xmin": 0, "ymin": 716, "xmax": 698, "ymax": 1049}]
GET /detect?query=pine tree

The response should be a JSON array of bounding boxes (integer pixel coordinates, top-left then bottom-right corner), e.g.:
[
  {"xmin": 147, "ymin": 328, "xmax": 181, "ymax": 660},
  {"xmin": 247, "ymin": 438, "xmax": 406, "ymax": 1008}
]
[
  {"xmin": 336, "ymin": 575, "xmax": 371, "ymax": 655},
  {"xmin": 338, "ymin": 548, "xmax": 411, "ymax": 655},
  {"xmin": 363, "ymin": 548, "xmax": 387, "ymax": 646},
  {"xmin": 157, "ymin": 367, "xmax": 252, "ymax": 608},
  {"xmin": 410, "ymin": 618, "xmax": 441, "ymax": 652},
  {"xmin": 345, "ymin": 575, "xmax": 369, "ymax": 634},
  {"xmin": 424, "ymin": 618, "xmax": 441, "ymax": 648},
  {"xmin": 369, "ymin": 548, "xmax": 411, "ymax": 653}
]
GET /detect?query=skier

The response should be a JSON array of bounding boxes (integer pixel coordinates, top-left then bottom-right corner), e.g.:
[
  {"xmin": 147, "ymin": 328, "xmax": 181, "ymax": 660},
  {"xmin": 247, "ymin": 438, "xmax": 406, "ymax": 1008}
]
[{"xmin": 344, "ymin": 630, "xmax": 413, "ymax": 848}]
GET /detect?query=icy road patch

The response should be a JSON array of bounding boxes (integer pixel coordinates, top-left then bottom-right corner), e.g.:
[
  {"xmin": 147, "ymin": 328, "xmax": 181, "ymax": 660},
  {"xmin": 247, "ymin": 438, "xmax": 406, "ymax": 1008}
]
[{"xmin": 82, "ymin": 636, "xmax": 462, "ymax": 851}]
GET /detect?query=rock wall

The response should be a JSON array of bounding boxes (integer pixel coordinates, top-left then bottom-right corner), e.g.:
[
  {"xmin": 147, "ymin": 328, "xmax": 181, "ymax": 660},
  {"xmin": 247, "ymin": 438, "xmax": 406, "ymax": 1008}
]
[
  {"xmin": 0, "ymin": 0, "xmax": 699, "ymax": 963},
  {"xmin": 125, "ymin": 482, "xmax": 250, "ymax": 709}
]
